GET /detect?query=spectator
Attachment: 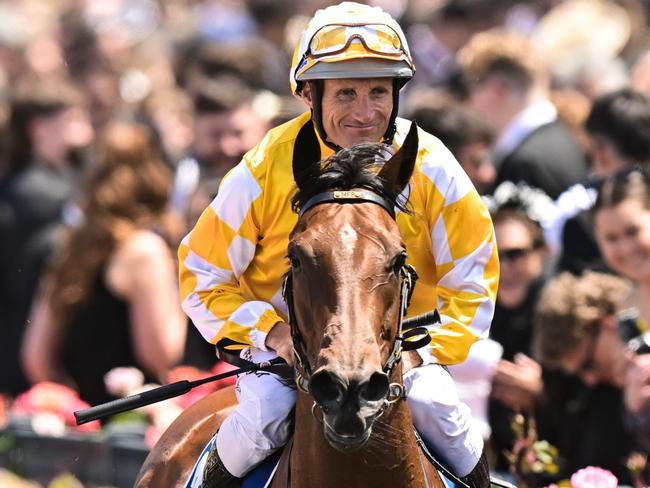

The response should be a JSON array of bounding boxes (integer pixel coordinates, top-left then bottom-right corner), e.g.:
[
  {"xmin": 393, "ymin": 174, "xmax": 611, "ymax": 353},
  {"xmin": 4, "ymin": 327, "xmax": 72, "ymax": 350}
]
[
  {"xmin": 623, "ymin": 352, "xmax": 650, "ymax": 452},
  {"xmin": 592, "ymin": 168, "xmax": 650, "ymax": 325},
  {"xmin": 411, "ymin": 104, "xmax": 496, "ymax": 194},
  {"xmin": 549, "ymin": 88, "xmax": 592, "ymax": 154},
  {"xmin": 174, "ymin": 37, "xmax": 289, "ymax": 99},
  {"xmin": 587, "ymin": 88, "xmax": 650, "ymax": 174},
  {"xmin": 170, "ymin": 79, "xmax": 272, "ymax": 230},
  {"xmin": 405, "ymin": 0, "xmax": 506, "ymax": 89},
  {"xmin": 553, "ymin": 87, "xmax": 650, "ymax": 273},
  {"xmin": 0, "ymin": 80, "xmax": 93, "ymax": 396},
  {"xmin": 532, "ymin": 271, "xmax": 639, "ymax": 484},
  {"xmin": 484, "ymin": 182, "xmax": 555, "ymax": 359},
  {"xmin": 482, "ymin": 182, "xmax": 552, "ymax": 471},
  {"xmin": 21, "ymin": 121, "xmax": 186, "ymax": 406},
  {"xmin": 531, "ymin": 0, "xmax": 631, "ymax": 100},
  {"xmin": 583, "ymin": 154, "xmax": 650, "ymax": 471},
  {"xmin": 457, "ymin": 29, "xmax": 588, "ymax": 199}
]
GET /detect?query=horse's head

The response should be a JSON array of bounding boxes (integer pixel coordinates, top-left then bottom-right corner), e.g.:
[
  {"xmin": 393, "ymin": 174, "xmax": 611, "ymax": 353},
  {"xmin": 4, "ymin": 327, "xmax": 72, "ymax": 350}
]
[{"xmin": 286, "ymin": 122, "xmax": 419, "ymax": 452}]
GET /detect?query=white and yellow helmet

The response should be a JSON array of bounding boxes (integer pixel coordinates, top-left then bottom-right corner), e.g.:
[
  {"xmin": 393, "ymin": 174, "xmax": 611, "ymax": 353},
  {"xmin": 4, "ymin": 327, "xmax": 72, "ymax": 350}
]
[{"xmin": 290, "ymin": 2, "xmax": 415, "ymax": 95}]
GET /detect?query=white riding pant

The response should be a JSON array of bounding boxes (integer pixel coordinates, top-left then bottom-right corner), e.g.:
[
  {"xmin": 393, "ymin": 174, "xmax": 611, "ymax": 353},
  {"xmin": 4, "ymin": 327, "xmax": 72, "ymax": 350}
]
[{"xmin": 216, "ymin": 348, "xmax": 483, "ymax": 478}]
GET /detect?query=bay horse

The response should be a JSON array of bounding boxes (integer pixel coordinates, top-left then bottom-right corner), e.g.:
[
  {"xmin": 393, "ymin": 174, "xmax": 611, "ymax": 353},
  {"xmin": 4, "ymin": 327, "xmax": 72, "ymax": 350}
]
[{"xmin": 135, "ymin": 121, "xmax": 445, "ymax": 487}]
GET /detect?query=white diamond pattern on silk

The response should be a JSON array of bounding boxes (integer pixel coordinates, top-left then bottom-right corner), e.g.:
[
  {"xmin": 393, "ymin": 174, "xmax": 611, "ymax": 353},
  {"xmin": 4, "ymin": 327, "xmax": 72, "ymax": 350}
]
[
  {"xmin": 430, "ymin": 213, "xmax": 453, "ymax": 266},
  {"xmin": 438, "ymin": 239, "xmax": 493, "ymax": 293},
  {"xmin": 227, "ymin": 235, "xmax": 257, "ymax": 280},
  {"xmin": 420, "ymin": 146, "xmax": 474, "ymax": 206},
  {"xmin": 468, "ymin": 299, "xmax": 493, "ymax": 339},
  {"xmin": 181, "ymin": 292, "xmax": 226, "ymax": 343},
  {"xmin": 210, "ymin": 161, "xmax": 262, "ymax": 231},
  {"xmin": 185, "ymin": 249, "xmax": 234, "ymax": 290},
  {"xmin": 230, "ymin": 301, "xmax": 275, "ymax": 328}
]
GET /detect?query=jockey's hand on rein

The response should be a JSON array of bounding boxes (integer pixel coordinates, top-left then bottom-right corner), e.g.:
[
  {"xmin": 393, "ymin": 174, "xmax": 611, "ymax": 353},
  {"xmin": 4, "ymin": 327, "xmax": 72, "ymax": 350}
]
[{"xmin": 265, "ymin": 321, "xmax": 295, "ymax": 366}]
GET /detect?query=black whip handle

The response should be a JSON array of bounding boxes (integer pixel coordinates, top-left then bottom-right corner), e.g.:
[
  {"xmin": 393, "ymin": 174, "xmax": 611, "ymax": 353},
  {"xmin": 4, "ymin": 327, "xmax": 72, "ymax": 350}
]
[
  {"xmin": 74, "ymin": 380, "xmax": 192, "ymax": 425},
  {"xmin": 74, "ymin": 357, "xmax": 285, "ymax": 425}
]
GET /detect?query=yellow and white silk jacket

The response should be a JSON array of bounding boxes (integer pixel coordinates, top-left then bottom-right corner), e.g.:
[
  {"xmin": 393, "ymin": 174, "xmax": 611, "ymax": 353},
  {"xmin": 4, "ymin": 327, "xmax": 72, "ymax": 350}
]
[{"xmin": 178, "ymin": 112, "xmax": 499, "ymax": 365}]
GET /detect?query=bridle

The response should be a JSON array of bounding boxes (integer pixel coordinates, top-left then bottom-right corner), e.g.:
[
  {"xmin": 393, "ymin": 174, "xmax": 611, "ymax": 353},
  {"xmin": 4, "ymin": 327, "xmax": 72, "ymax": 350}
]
[
  {"xmin": 283, "ymin": 188, "xmax": 430, "ymax": 398},
  {"xmin": 216, "ymin": 187, "xmax": 432, "ymax": 402}
]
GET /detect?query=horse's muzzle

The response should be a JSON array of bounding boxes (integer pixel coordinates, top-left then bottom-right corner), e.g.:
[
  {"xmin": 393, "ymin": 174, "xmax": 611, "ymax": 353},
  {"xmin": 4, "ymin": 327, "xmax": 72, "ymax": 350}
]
[
  {"xmin": 324, "ymin": 423, "xmax": 371, "ymax": 452},
  {"xmin": 310, "ymin": 368, "xmax": 389, "ymax": 451}
]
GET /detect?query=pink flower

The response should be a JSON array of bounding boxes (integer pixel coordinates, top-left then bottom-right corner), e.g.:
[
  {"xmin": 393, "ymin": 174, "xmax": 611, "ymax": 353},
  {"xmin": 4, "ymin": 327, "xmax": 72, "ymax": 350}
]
[
  {"xmin": 104, "ymin": 367, "xmax": 145, "ymax": 397},
  {"xmin": 0, "ymin": 394, "xmax": 8, "ymax": 428},
  {"xmin": 12, "ymin": 382, "xmax": 101, "ymax": 433},
  {"xmin": 570, "ymin": 467, "xmax": 618, "ymax": 488},
  {"xmin": 167, "ymin": 365, "xmax": 221, "ymax": 409},
  {"xmin": 211, "ymin": 361, "xmax": 237, "ymax": 389}
]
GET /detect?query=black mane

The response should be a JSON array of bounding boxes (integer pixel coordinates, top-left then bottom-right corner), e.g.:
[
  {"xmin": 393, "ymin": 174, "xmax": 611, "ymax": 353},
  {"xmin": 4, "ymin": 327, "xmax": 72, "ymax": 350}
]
[{"xmin": 291, "ymin": 143, "xmax": 409, "ymax": 214}]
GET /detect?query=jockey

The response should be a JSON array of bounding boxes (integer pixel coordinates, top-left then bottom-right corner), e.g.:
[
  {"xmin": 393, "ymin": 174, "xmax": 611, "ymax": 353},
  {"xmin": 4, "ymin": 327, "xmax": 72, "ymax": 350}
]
[{"xmin": 178, "ymin": 2, "xmax": 499, "ymax": 487}]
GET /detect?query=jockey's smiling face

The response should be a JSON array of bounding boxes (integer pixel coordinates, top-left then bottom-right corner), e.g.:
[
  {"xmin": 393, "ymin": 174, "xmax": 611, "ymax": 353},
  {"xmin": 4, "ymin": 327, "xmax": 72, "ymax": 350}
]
[{"xmin": 301, "ymin": 78, "xmax": 393, "ymax": 148}]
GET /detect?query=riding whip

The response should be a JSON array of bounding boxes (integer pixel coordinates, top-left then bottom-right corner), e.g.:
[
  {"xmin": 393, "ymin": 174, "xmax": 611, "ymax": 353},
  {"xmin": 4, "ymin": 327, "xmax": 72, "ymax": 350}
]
[
  {"xmin": 74, "ymin": 311, "xmax": 438, "ymax": 425},
  {"xmin": 74, "ymin": 357, "xmax": 285, "ymax": 425}
]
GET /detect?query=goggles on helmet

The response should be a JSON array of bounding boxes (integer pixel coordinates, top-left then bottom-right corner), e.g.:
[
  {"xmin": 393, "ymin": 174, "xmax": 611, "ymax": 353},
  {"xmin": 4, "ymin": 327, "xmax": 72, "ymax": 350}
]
[
  {"xmin": 309, "ymin": 23, "xmax": 404, "ymax": 59},
  {"xmin": 294, "ymin": 22, "xmax": 411, "ymax": 82}
]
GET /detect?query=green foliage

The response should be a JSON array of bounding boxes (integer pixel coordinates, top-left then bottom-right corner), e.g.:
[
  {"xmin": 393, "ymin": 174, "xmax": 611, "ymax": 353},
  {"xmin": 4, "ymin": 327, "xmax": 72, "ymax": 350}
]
[{"xmin": 505, "ymin": 412, "xmax": 559, "ymax": 487}]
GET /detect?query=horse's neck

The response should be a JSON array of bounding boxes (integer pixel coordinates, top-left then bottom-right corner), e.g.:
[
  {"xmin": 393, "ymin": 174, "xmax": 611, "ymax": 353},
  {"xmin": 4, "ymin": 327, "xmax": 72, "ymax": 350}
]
[{"xmin": 288, "ymin": 392, "xmax": 431, "ymax": 488}]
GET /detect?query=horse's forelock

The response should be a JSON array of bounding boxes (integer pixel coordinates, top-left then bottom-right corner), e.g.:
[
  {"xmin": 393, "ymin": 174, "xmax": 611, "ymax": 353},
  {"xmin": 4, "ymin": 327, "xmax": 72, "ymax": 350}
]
[{"xmin": 292, "ymin": 143, "xmax": 407, "ymax": 214}]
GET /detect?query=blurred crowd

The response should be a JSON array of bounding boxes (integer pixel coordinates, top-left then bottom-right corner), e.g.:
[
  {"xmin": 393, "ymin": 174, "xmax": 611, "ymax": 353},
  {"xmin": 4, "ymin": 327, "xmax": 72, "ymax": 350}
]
[{"xmin": 3, "ymin": 0, "xmax": 650, "ymax": 485}]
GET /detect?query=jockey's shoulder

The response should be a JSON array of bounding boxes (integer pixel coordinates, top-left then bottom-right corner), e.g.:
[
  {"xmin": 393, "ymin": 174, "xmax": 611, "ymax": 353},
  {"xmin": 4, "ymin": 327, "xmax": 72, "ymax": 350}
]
[
  {"xmin": 395, "ymin": 117, "xmax": 472, "ymax": 190},
  {"xmin": 395, "ymin": 117, "xmax": 442, "ymax": 149},
  {"xmin": 243, "ymin": 112, "xmax": 312, "ymax": 172}
]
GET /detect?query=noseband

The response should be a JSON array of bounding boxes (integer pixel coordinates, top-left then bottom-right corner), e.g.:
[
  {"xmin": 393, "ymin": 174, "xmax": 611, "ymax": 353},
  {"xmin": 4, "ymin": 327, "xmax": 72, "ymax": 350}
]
[{"xmin": 283, "ymin": 188, "xmax": 430, "ymax": 395}]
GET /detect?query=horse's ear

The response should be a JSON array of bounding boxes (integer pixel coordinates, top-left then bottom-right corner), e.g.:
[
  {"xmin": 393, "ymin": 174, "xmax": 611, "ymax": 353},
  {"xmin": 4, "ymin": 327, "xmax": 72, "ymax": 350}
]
[
  {"xmin": 378, "ymin": 122, "xmax": 419, "ymax": 195},
  {"xmin": 292, "ymin": 119, "xmax": 322, "ymax": 190}
]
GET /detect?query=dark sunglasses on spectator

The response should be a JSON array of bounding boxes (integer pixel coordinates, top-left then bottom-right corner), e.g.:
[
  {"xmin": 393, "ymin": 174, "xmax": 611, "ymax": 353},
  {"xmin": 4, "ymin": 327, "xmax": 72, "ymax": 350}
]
[{"xmin": 498, "ymin": 247, "xmax": 535, "ymax": 262}]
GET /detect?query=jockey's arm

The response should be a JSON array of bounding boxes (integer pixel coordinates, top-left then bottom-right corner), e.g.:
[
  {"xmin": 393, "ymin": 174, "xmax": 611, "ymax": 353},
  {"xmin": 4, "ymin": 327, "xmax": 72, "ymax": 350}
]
[
  {"xmin": 419, "ymin": 146, "xmax": 499, "ymax": 366},
  {"xmin": 178, "ymin": 158, "xmax": 284, "ymax": 351}
]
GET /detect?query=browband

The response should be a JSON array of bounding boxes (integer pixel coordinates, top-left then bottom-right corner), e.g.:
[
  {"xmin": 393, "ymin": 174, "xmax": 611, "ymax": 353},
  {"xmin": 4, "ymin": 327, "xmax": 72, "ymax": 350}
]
[{"xmin": 298, "ymin": 189, "xmax": 396, "ymax": 219}]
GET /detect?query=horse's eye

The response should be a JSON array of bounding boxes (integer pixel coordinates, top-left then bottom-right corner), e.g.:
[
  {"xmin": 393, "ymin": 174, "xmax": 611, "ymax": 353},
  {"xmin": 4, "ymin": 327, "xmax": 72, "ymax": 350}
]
[
  {"xmin": 381, "ymin": 322, "xmax": 392, "ymax": 341},
  {"xmin": 289, "ymin": 255, "xmax": 301, "ymax": 269},
  {"xmin": 392, "ymin": 252, "xmax": 407, "ymax": 273}
]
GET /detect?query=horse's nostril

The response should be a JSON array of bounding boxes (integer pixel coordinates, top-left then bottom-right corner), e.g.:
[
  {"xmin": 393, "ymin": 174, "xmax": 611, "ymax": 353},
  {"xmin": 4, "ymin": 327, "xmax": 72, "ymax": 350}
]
[
  {"xmin": 310, "ymin": 370, "xmax": 345, "ymax": 407},
  {"xmin": 359, "ymin": 372, "xmax": 389, "ymax": 403}
]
